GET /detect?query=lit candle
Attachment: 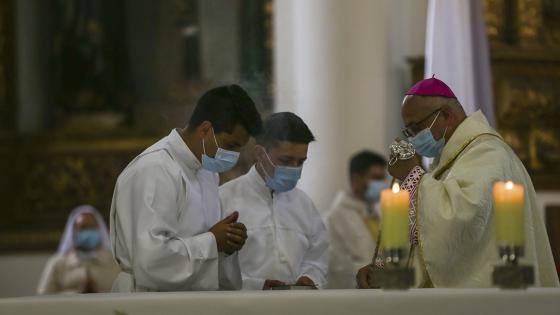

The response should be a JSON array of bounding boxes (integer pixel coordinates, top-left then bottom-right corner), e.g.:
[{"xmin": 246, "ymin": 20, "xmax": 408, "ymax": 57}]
[
  {"xmin": 493, "ymin": 181, "xmax": 525, "ymax": 247},
  {"xmin": 381, "ymin": 183, "xmax": 410, "ymax": 249}
]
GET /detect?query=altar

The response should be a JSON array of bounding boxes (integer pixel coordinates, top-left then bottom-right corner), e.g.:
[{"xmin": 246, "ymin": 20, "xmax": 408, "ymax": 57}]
[{"xmin": 1, "ymin": 289, "xmax": 559, "ymax": 315}]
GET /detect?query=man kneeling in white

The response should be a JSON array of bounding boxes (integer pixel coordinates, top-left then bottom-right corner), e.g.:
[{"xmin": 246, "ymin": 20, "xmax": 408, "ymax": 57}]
[{"xmin": 220, "ymin": 112, "xmax": 328, "ymax": 290}]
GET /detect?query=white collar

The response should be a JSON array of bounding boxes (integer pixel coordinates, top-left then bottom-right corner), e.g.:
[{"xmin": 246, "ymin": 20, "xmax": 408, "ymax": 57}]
[
  {"xmin": 167, "ymin": 129, "xmax": 202, "ymax": 174},
  {"xmin": 432, "ymin": 110, "xmax": 500, "ymax": 170},
  {"xmin": 247, "ymin": 165, "xmax": 275, "ymax": 198}
]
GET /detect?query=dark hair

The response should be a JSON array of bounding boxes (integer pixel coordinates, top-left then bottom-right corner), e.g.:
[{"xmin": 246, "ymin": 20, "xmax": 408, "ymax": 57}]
[
  {"xmin": 349, "ymin": 150, "xmax": 387, "ymax": 177},
  {"xmin": 256, "ymin": 112, "xmax": 315, "ymax": 149},
  {"xmin": 188, "ymin": 84, "xmax": 263, "ymax": 136}
]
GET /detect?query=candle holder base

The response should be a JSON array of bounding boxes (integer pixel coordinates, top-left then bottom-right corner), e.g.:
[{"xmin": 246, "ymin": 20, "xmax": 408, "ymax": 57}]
[
  {"xmin": 492, "ymin": 264, "xmax": 534, "ymax": 289},
  {"xmin": 369, "ymin": 267, "xmax": 415, "ymax": 290}
]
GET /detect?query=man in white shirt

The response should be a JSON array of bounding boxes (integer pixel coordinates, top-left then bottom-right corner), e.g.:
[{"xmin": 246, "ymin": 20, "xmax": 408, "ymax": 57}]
[
  {"xmin": 110, "ymin": 85, "xmax": 263, "ymax": 292},
  {"xmin": 220, "ymin": 112, "xmax": 328, "ymax": 290},
  {"xmin": 326, "ymin": 150, "xmax": 388, "ymax": 288}
]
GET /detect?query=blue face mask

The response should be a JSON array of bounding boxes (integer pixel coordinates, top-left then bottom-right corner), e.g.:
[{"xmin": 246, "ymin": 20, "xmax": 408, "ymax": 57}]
[
  {"xmin": 365, "ymin": 180, "xmax": 388, "ymax": 203},
  {"xmin": 74, "ymin": 229, "xmax": 101, "ymax": 251},
  {"xmin": 409, "ymin": 110, "xmax": 448, "ymax": 158},
  {"xmin": 260, "ymin": 150, "xmax": 302, "ymax": 193},
  {"xmin": 201, "ymin": 128, "xmax": 240, "ymax": 173}
]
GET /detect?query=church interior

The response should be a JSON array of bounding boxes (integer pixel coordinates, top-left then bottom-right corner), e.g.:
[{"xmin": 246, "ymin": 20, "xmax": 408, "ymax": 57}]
[{"xmin": 0, "ymin": 0, "xmax": 559, "ymax": 313}]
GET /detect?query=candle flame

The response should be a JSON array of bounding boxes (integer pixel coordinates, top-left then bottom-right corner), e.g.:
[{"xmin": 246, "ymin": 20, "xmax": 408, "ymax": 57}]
[
  {"xmin": 505, "ymin": 181, "xmax": 514, "ymax": 190},
  {"xmin": 392, "ymin": 183, "xmax": 400, "ymax": 193}
]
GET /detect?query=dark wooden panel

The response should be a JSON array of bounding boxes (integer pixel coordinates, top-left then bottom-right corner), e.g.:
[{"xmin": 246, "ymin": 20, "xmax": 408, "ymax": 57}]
[
  {"xmin": 408, "ymin": 0, "xmax": 560, "ymax": 190},
  {"xmin": 545, "ymin": 205, "xmax": 560, "ymax": 278},
  {"xmin": 0, "ymin": 0, "xmax": 15, "ymax": 131},
  {"xmin": 0, "ymin": 136, "xmax": 157, "ymax": 253}
]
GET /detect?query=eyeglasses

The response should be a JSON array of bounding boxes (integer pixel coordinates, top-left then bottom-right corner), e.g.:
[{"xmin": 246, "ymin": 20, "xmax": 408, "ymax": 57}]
[{"xmin": 402, "ymin": 108, "xmax": 442, "ymax": 138}]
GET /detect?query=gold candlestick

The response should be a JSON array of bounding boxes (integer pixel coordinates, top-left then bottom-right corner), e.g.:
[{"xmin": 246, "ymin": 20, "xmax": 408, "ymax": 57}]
[
  {"xmin": 367, "ymin": 182, "xmax": 415, "ymax": 290},
  {"xmin": 492, "ymin": 181, "xmax": 534, "ymax": 289}
]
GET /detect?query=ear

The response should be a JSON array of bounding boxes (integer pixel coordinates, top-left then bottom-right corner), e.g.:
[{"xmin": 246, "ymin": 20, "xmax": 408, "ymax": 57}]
[
  {"xmin": 199, "ymin": 121, "xmax": 212, "ymax": 137},
  {"xmin": 350, "ymin": 173, "xmax": 361, "ymax": 186},
  {"xmin": 350, "ymin": 173, "xmax": 364, "ymax": 194},
  {"xmin": 440, "ymin": 105, "xmax": 454, "ymax": 123}
]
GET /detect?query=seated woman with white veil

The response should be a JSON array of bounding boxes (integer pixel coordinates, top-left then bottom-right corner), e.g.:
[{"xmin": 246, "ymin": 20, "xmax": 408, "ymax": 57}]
[{"xmin": 37, "ymin": 205, "xmax": 119, "ymax": 294}]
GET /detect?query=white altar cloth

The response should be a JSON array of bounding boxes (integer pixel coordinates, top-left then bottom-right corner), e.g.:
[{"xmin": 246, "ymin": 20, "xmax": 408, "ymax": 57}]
[{"xmin": 1, "ymin": 288, "xmax": 558, "ymax": 315}]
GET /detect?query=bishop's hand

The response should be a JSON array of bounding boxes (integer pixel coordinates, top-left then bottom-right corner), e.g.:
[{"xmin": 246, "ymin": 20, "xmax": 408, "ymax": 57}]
[
  {"xmin": 388, "ymin": 138, "xmax": 421, "ymax": 181},
  {"xmin": 388, "ymin": 155, "xmax": 421, "ymax": 181},
  {"xmin": 356, "ymin": 264, "xmax": 373, "ymax": 289}
]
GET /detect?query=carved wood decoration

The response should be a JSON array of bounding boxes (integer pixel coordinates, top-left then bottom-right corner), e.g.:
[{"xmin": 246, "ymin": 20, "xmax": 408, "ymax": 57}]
[
  {"xmin": 545, "ymin": 205, "xmax": 560, "ymax": 278},
  {"xmin": 0, "ymin": 137, "xmax": 157, "ymax": 252},
  {"xmin": 410, "ymin": 0, "xmax": 560, "ymax": 190},
  {"xmin": 0, "ymin": 0, "xmax": 273, "ymax": 253}
]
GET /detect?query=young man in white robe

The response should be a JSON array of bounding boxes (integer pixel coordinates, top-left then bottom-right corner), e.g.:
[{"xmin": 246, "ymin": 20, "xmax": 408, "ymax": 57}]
[
  {"xmin": 219, "ymin": 112, "xmax": 329, "ymax": 290},
  {"xmin": 357, "ymin": 76, "xmax": 559, "ymax": 288},
  {"xmin": 326, "ymin": 151, "xmax": 388, "ymax": 289},
  {"xmin": 110, "ymin": 85, "xmax": 262, "ymax": 292}
]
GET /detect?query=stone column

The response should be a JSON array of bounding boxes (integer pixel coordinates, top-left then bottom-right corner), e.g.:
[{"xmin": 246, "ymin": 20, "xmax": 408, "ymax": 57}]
[
  {"xmin": 274, "ymin": 0, "xmax": 390, "ymax": 211},
  {"xmin": 15, "ymin": 0, "xmax": 53, "ymax": 133}
]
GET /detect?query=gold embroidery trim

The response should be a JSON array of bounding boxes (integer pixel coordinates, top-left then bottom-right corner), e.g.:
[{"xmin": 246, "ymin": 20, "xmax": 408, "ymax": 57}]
[
  {"xmin": 433, "ymin": 133, "xmax": 502, "ymax": 180},
  {"xmin": 414, "ymin": 173, "xmax": 433, "ymax": 287},
  {"xmin": 416, "ymin": 132, "xmax": 502, "ymax": 287}
]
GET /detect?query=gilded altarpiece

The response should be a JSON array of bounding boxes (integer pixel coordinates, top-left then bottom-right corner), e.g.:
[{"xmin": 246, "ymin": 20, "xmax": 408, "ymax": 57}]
[
  {"xmin": 486, "ymin": 0, "xmax": 560, "ymax": 190},
  {"xmin": 409, "ymin": 0, "xmax": 560, "ymax": 276},
  {"xmin": 0, "ymin": 137, "xmax": 156, "ymax": 252},
  {"xmin": 411, "ymin": 0, "xmax": 560, "ymax": 190},
  {"xmin": 0, "ymin": 0, "xmax": 273, "ymax": 253},
  {"xmin": 0, "ymin": 0, "xmax": 158, "ymax": 253}
]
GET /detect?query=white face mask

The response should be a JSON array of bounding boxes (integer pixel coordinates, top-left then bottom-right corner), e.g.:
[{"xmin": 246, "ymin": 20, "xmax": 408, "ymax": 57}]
[
  {"xmin": 201, "ymin": 128, "xmax": 240, "ymax": 173},
  {"xmin": 259, "ymin": 149, "xmax": 302, "ymax": 193},
  {"xmin": 365, "ymin": 179, "xmax": 389, "ymax": 203},
  {"xmin": 409, "ymin": 110, "xmax": 448, "ymax": 158}
]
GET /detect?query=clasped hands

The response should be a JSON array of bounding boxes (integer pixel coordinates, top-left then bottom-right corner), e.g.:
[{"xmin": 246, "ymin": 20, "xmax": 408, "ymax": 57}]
[{"xmin": 209, "ymin": 211, "xmax": 247, "ymax": 255}]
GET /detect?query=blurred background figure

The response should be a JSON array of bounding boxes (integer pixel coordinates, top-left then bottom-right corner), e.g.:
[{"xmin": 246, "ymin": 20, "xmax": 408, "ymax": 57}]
[
  {"xmin": 326, "ymin": 150, "xmax": 388, "ymax": 289},
  {"xmin": 37, "ymin": 205, "xmax": 119, "ymax": 294}
]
